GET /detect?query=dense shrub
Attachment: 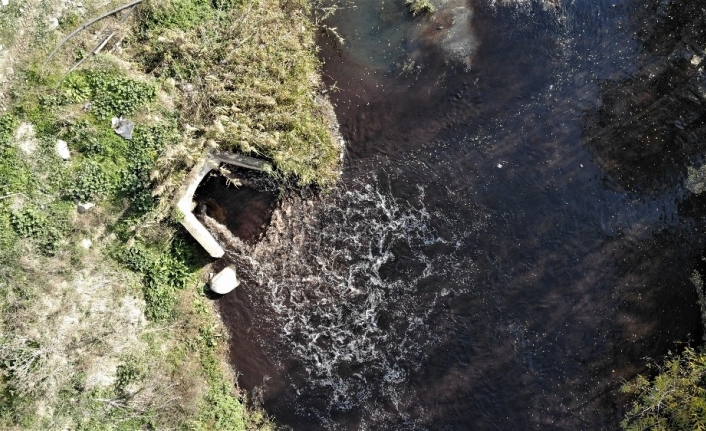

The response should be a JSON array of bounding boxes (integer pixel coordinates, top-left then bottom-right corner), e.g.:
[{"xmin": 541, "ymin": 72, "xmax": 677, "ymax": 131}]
[
  {"xmin": 9, "ymin": 203, "xmax": 71, "ymax": 255},
  {"xmin": 621, "ymin": 347, "xmax": 706, "ymax": 431}
]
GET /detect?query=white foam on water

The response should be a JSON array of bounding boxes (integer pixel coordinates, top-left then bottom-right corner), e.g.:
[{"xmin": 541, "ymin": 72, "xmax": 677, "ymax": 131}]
[{"xmin": 219, "ymin": 178, "xmax": 486, "ymax": 427}]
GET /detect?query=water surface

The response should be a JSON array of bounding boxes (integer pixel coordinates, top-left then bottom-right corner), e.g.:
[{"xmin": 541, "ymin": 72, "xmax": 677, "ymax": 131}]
[{"xmin": 212, "ymin": 0, "xmax": 706, "ymax": 429}]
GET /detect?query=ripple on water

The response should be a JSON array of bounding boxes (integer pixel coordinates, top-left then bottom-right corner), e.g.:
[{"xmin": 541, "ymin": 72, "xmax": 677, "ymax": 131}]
[{"xmin": 214, "ymin": 0, "xmax": 706, "ymax": 429}]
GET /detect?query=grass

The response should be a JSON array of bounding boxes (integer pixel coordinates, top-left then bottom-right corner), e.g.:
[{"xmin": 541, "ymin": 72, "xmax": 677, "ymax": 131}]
[
  {"xmin": 0, "ymin": 78, "xmax": 275, "ymax": 426},
  {"xmin": 0, "ymin": 0, "xmax": 339, "ymax": 427},
  {"xmin": 132, "ymin": 0, "xmax": 341, "ymax": 186}
]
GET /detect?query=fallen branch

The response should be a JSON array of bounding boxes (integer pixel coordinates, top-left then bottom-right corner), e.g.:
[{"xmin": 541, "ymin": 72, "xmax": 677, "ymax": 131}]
[
  {"xmin": 43, "ymin": 0, "xmax": 143, "ymax": 67},
  {"xmin": 59, "ymin": 5, "xmax": 138, "ymax": 84},
  {"xmin": 0, "ymin": 192, "xmax": 22, "ymax": 200}
]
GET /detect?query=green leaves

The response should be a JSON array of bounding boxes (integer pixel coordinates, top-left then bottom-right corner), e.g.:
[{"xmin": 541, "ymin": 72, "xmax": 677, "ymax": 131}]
[
  {"xmin": 115, "ymin": 355, "xmax": 147, "ymax": 396},
  {"xmin": 61, "ymin": 71, "xmax": 156, "ymax": 119},
  {"xmin": 405, "ymin": 0, "xmax": 435, "ymax": 16},
  {"xmin": 622, "ymin": 347, "xmax": 706, "ymax": 431},
  {"xmin": 69, "ymin": 159, "xmax": 120, "ymax": 202},
  {"xmin": 119, "ymin": 242, "xmax": 192, "ymax": 321},
  {"xmin": 140, "ymin": 0, "xmax": 216, "ymax": 32},
  {"xmin": 9, "ymin": 204, "xmax": 70, "ymax": 255}
]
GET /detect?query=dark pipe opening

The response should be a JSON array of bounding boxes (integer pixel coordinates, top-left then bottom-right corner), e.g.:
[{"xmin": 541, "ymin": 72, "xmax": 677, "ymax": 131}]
[{"xmin": 194, "ymin": 166, "xmax": 279, "ymax": 245}]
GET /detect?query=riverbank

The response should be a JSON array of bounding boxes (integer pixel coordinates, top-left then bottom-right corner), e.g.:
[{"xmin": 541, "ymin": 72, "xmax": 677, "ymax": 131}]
[{"xmin": 0, "ymin": 0, "xmax": 339, "ymax": 428}]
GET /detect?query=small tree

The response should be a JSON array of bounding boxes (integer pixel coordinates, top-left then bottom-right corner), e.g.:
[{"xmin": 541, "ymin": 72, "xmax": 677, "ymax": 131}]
[{"xmin": 621, "ymin": 347, "xmax": 706, "ymax": 431}]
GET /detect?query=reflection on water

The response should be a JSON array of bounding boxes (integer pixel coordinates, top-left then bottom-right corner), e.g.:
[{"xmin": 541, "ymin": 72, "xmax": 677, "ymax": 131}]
[{"xmin": 215, "ymin": 0, "xmax": 706, "ymax": 429}]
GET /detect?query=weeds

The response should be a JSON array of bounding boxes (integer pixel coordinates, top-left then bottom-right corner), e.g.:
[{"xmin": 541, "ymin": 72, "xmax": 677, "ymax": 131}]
[
  {"xmin": 117, "ymin": 240, "xmax": 189, "ymax": 321},
  {"xmin": 133, "ymin": 0, "xmax": 341, "ymax": 186},
  {"xmin": 9, "ymin": 202, "xmax": 71, "ymax": 255},
  {"xmin": 139, "ymin": 0, "xmax": 216, "ymax": 32},
  {"xmin": 0, "ymin": 0, "xmax": 334, "ymax": 427},
  {"xmin": 61, "ymin": 70, "xmax": 156, "ymax": 119}
]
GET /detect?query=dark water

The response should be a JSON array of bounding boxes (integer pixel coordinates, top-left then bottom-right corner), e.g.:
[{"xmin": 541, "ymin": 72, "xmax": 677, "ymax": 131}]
[{"xmin": 209, "ymin": 0, "xmax": 706, "ymax": 429}]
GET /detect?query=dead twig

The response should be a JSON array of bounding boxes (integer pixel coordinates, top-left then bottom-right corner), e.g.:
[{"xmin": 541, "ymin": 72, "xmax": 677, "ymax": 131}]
[
  {"xmin": 59, "ymin": 5, "xmax": 138, "ymax": 84},
  {"xmin": 0, "ymin": 192, "xmax": 21, "ymax": 200},
  {"xmin": 43, "ymin": 0, "xmax": 143, "ymax": 67}
]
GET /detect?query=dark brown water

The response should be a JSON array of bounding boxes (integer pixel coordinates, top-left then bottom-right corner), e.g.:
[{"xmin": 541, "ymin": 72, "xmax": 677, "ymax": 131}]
[{"xmin": 207, "ymin": 0, "xmax": 706, "ymax": 429}]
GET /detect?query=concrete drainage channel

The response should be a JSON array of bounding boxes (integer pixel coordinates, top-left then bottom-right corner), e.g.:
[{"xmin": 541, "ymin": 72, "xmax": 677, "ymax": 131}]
[{"xmin": 176, "ymin": 150, "xmax": 271, "ymax": 294}]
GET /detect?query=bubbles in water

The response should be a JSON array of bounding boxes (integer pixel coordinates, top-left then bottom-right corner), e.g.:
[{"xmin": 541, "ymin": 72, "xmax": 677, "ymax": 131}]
[{"xmin": 218, "ymin": 179, "xmax": 476, "ymax": 426}]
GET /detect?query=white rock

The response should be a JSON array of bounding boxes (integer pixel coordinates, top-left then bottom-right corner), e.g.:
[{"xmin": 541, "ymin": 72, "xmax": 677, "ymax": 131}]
[
  {"xmin": 1, "ymin": 0, "xmax": 8, "ymax": 7},
  {"xmin": 77, "ymin": 202, "xmax": 95, "ymax": 214},
  {"xmin": 80, "ymin": 238, "xmax": 92, "ymax": 249},
  {"xmin": 55, "ymin": 139, "xmax": 71, "ymax": 159},
  {"xmin": 111, "ymin": 116, "xmax": 134, "ymax": 140},
  {"xmin": 47, "ymin": 17, "xmax": 59, "ymax": 31},
  {"xmin": 692, "ymin": 55, "xmax": 702, "ymax": 66},
  {"xmin": 15, "ymin": 122, "xmax": 37, "ymax": 154},
  {"xmin": 209, "ymin": 266, "xmax": 240, "ymax": 294}
]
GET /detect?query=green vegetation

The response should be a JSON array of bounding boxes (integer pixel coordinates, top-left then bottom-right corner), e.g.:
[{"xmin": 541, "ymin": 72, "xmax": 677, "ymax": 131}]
[
  {"xmin": 621, "ymin": 347, "xmax": 706, "ymax": 431},
  {"xmin": 118, "ymin": 241, "xmax": 191, "ymax": 321},
  {"xmin": 62, "ymin": 70, "xmax": 156, "ymax": 119},
  {"xmin": 0, "ymin": 63, "xmax": 272, "ymax": 426},
  {"xmin": 0, "ymin": 0, "xmax": 340, "ymax": 427},
  {"xmin": 405, "ymin": 0, "xmax": 435, "ymax": 16},
  {"xmin": 133, "ymin": 0, "xmax": 341, "ymax": 186},
  {"xmin": 621, "ymin": 272, "xmax": 706, "ymax": 430}
]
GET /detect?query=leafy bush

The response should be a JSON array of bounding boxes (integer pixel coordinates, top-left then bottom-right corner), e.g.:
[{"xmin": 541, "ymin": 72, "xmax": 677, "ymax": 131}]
[
  {"xmin": 0, "ymin": 116, "xmax": 32, "ymax": 197},
  {"xmin": 62, "ymin": 73, "xmax": 92, "ymax": 103},
  {"xmin": 0, "ymin": 115, "xmax": 17, "ymax": 149},
  {"xmin": 68, "ymin": 159, "xmax": 119, "ymax": 202},
  {"xmin": 115, "ymin": 355, "xmax": 147, "ymax": 396},
  {"xmin": 9, "ymin": 204, "xmax": 70, "ymax": 255},
  {"xmin": 0, "ymin": 210, "xmax": 18, "ymax": 259},
  {"xmin": 139, "ymin": 0, "xmax": 215, "ymax": 31},
  {"xmin": 61, "ymin": 71, "xmax": 156, "ymax": 119},
  {"xmin": 60, "ymin": 115, "xmax": 177, "ymax": 214},
  {"xmin": 120, "ymin": 123, "xmax": 178, "ymax": 214},
  {"xmin": 621, "ymin": 347, "xmax": 706, "ymax": 431},
  {"xmin": 120, "ymin": 242, "xmax": 191, "ymax": 321}
]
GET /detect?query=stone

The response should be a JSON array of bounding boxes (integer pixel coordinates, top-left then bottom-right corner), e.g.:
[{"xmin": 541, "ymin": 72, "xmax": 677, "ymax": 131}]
[
  {"xmin": 55, "ymin": 139, "xmax": 71, "ymax": 160},
  {"xmin": 77, "ymin": 202, "xmax": 95, "ymax": 214},
  {"xmin": 80, "ymin": 238, "xmax": 92, "ymax": 249},
  {"xmin": 209, "ymin": 266, "xmax": 240, "ymax": 294},
  {"xmin": 111, "ymin": 116, "xmax": 135, "ymax": 140},
  {"xmin": 15, "ymin": 122, "xmax": 37, "ymax": 155},
  {"xmin": 47, "ymin": 17, "xmax": 59, "ymax": 31},
  {"xmin": 1, "ymin": 0, "xmax": 8, "ymax": 7}
]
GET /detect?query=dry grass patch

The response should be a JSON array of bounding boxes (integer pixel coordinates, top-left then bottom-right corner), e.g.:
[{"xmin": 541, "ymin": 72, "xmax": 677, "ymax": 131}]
[{"xmin": 133, "ymin": 0, "xmax": 341, "ymax": 186}]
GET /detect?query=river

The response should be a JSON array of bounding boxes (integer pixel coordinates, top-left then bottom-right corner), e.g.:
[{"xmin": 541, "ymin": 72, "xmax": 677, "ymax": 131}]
[{"xmin": 206, "ymin": 0, "xmax": 706, "ymax": 429}]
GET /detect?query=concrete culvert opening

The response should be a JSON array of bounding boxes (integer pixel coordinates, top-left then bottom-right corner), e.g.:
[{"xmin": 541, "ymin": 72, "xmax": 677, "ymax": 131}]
[
  {"xmin": 176, "ymin": 152, "xmax": 278, "ymax": 296},
  {"xmin": 194, "ymin": 166, "xmax": 279, "ymax": 246}
]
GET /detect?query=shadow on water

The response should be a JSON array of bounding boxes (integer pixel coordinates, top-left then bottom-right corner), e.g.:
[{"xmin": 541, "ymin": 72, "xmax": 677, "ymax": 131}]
[{"xmin": 207, "ymin": 0, "xmax": 706, "ymax": 429}]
